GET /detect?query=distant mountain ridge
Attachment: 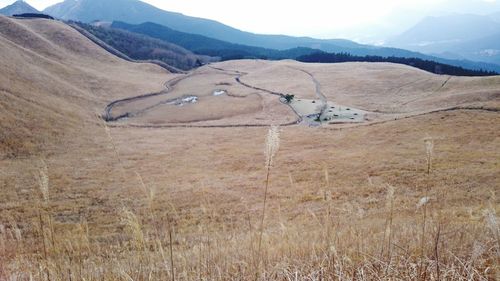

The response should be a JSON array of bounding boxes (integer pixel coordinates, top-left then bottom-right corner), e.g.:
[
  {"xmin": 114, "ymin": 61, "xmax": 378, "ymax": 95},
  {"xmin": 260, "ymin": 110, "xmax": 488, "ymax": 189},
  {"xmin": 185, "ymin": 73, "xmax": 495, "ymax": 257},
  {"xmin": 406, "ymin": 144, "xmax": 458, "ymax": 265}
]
[
  {"xmin": 43, "ymin": 0, "xmax": 500, "ymax": 72},
  {"xmin": 0, "ymin": 0, "xmax": 39, "ymax": 16},
  {"xmin": 387, "ymin": 13, "xmax": 500, "ymax": 66},
  {"xmin": 111, "ymin": 21, "xmax": 319, "ymax": 61},
  {"xmin": 113, "ymin": 21, "xmax": 500, "ymax": 73},
  {"xmin": 389, "ymin": 14, "xmax": 500, "ymax": 47},
  {"xmin": 43, "ymin": 0, "xmax": 369, "ymax": 52}
]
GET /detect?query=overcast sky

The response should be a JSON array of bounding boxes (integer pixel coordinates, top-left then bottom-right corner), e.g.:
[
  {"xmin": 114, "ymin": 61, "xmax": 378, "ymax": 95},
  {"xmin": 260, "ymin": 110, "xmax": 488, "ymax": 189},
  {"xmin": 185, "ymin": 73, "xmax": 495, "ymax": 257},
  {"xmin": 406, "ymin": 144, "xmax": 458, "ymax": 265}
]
[{"xmin": 1, "ymin": 0, "xmax": 499, "ymax": 41}]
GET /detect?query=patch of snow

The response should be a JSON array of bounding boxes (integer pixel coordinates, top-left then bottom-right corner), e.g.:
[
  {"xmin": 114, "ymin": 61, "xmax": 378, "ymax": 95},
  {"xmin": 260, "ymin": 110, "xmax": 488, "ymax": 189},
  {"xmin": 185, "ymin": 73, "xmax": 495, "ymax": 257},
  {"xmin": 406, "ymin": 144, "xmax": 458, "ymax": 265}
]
[
  {"xmin": 213, "ymin": 90, "xmax": 226, "ymax": 96},
  {"xmin": 182, "ymin": 96, "xmax": 198, "ymax": 103}
]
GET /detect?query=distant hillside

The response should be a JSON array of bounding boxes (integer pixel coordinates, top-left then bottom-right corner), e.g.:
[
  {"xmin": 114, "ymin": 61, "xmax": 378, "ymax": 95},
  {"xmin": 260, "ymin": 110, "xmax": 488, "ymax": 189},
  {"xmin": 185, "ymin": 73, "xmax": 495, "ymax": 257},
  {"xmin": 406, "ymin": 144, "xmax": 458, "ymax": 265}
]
[
  {"xmin": 389, "ymin": 14, "xmax": 500, "ymax": 48},
  {"xmin": 297, "ymin": 52, "xmax": 498, "ymax": 77},
  {"xmin": 43, "ymin": 0, "xmax": 371, "ymax": 52},
  {"xmin": 111, "ymin": 21, "xmax": 318, "ymax": 61},
  {"xmin": 113, "ymin": 21, "xmax": 500, "ymax": 73},
  {"xmin": 387, "ymin": 13, "xmax": 500, "ymax": 66},
  {"xmin": 71, "ymin": 22, "xmax": 215, "ymax": 70},
  {"xmin": 441, "ymin": 32, "xmax": 500, "ymax": 65},
  {"xmin": 0, "ymin": 0, "xmax": 39, "ymax": 16}
]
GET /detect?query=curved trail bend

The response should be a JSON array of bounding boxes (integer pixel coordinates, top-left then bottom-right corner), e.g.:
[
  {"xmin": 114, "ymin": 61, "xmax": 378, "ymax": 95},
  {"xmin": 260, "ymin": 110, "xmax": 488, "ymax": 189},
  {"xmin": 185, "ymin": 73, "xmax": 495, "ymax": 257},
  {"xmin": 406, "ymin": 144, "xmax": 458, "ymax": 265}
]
[
  {"xmin": 103, "ymin": 65, "xmax": 303, "ymax": 128},
  {"xmin": 103, "ymin": 65, "xmax": 498, "ymax": 130}
]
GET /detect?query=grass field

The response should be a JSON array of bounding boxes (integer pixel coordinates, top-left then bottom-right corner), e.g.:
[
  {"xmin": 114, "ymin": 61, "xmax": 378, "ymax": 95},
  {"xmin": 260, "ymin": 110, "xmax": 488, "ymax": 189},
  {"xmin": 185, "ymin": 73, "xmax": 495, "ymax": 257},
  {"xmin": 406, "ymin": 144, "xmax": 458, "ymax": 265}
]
[{"xmin": 0, "ymin": 16, "xmax": 499, "ymax": 280}]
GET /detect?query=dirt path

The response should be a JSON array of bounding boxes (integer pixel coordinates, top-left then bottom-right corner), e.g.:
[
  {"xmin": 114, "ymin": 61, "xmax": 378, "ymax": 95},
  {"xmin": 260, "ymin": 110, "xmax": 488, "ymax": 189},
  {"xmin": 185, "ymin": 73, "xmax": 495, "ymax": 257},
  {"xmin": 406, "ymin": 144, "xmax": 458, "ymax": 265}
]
[
  {"xmin": 103, "ymin": 65, "xmax": 302, "ymax": 127},
  {"xmin": 103, "ymin": 74, "xmax": 191, "ymax": 121},
  {"xmin": 289, "ymin": 67, "xmax": 327, "ymax": 103},
  {"xmin": 108, "ymin": 107, "xmax": 498, "ymax": 130},
  {"xmin": 399, "ymin": 76, "xmax": 453, "ymax": 107}
]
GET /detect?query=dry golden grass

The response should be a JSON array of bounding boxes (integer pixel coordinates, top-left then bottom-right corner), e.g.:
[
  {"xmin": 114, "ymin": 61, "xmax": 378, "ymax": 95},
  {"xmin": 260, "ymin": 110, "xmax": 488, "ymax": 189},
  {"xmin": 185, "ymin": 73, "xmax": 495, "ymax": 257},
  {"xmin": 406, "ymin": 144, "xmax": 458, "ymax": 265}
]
[
  {"xmin": 1, "ymin": 16, "xmax": 499, "ymax": 280},
  {"xmin": 110, "ymin": 67, "xmax": 297, "ymax": 126},
  {"xmin": 0, "ymin": 15, "xmax": 170, "ymax": 158}
]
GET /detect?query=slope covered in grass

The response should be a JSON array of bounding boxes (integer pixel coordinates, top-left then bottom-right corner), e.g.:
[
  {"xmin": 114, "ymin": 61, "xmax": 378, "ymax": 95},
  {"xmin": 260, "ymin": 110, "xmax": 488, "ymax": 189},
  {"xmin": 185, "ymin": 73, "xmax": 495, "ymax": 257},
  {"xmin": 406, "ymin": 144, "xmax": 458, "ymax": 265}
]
[
  {"xmin": 0, "ymin": 16, "xmax": 499, "ymax": 280},
  {"xmin": 0, "ymin": 15, "xmax": 169, "ymax": 158}
]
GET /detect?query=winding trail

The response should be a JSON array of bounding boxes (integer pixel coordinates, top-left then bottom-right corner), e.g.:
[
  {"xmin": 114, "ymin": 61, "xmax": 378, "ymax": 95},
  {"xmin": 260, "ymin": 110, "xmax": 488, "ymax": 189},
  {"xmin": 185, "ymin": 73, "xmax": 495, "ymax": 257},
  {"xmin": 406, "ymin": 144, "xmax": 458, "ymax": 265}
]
[
  {"xmin": 400, "ymin": 76, "xmax": 453, "ymax": 107},
  {"xmin": 288, "ymin": 67, "xmax": 327, "ymax": 103},
  {"xmin": 104, "ymin": 74, "xmax": 192, "ymax": 121},
  {"xmin": 103, "ymin": 65, "xmax": 498, "ymax": 130},
  {"xmin": 103, "ymin": 65, "xmax": 303, "ymax": 127}
]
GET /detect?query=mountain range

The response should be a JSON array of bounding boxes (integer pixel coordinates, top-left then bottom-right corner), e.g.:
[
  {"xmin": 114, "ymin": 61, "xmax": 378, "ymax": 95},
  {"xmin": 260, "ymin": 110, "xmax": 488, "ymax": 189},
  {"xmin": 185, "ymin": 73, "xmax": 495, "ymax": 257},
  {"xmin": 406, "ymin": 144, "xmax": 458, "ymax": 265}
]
[
  {"xmin": 110, "ymin": 21, "xmax": 500, "ymax": 73},
  {"xmin": 43, "ymin": 0, "xmax": 361, "ymax": 52},
  {"xmin": 387, "ymin": 13, "xmax": 500, "ymax": 65},
  {"xmin": 34, "ymin": 0, "xmax": 500, "ymax": 72},
  {"xmin": 0, "ymin": 0, "xmax": 38, "ymax": 16}
]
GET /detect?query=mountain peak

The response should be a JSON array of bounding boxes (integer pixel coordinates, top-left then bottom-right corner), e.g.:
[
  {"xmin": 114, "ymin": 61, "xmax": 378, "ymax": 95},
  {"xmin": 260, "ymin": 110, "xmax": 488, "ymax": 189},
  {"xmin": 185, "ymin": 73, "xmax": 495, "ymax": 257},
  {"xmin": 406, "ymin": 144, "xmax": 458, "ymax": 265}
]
[{"xmin": 0, "ymin": 0, "xmax": 39, "ymax": 16}]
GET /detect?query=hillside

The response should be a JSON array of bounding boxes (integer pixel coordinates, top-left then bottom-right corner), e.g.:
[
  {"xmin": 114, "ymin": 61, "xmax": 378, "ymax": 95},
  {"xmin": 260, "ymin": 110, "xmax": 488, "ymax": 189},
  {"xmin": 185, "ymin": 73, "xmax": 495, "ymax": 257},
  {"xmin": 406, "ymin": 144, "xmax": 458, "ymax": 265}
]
[
  {"xmin": 0, "ymin": 15, "xmax": 169, "ymax": 158},
  {"xmin": 110, "ymin": 21, "xmax": 318, "ymax": 61},
  {"xmin": 105, "ymin": 59, "xmax": 499, "ymax": 127},
  {"xmin": 71, "ymin": 21, "xmax": 215, "ymax": 70},
  {"xmin": 0, "ymin": 0, "xmax": 39, "ymax": 16},
  {"xmin": 1, "ymin": 14, "xmax": 499, "ymax": 280},
  {"xmin": 297, "ymin": 52, "xmax": 497, "ymax": 76}
]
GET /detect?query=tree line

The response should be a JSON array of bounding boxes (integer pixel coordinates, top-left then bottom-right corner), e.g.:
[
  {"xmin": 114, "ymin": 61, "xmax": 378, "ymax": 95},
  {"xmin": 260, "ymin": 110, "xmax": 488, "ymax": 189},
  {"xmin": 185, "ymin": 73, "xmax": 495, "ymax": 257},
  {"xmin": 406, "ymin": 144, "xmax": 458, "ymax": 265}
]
[{"xmin": 297, "ymin": 52, "xmax": 498, "ymax": 76}]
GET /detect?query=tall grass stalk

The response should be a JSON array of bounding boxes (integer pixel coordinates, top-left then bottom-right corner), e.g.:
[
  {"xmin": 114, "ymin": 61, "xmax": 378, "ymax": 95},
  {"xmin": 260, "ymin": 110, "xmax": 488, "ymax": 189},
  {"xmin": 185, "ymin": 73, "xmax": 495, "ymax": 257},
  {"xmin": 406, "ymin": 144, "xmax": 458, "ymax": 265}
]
[
  {"xmin": 381, "ymin": 184, "xmax": 395, "ymax": 264},
  {"xmin": 257, "ymin": 126, "xmax": 280, "ymax": 278},
  {"xmin": 424, "ymin": 137, "xmax": 434, "ymax": 175},
  {"xmin": 417, "ymin": 196, "xmax": 430, "ymax": 279},
  {"xmin": 36, "ymin": 159, "xmax": 51, "ymax": 281}
]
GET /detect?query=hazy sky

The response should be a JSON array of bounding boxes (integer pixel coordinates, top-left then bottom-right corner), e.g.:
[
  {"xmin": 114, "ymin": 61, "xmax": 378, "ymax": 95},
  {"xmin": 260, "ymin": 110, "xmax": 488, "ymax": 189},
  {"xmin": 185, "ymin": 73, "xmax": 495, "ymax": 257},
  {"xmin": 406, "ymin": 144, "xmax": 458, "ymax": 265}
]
[{"xmin": 1, "ymin": 0, "xmax": 499, "ymax": 40}]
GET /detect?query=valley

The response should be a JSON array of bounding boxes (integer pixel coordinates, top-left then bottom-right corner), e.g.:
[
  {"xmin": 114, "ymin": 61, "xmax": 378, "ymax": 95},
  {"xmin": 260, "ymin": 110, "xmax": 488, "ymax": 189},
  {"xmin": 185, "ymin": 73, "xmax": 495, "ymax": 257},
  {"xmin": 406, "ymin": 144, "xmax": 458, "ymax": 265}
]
[{"xmin": 0, "ymin": 12, "xmax": 499, "ymax": 281}]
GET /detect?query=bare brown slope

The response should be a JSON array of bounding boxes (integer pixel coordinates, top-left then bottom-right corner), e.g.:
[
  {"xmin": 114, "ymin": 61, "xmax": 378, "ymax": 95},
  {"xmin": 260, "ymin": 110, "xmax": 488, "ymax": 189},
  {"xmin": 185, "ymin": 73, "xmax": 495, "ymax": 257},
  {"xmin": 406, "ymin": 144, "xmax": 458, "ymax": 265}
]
[{"xmin": 0, "ymin": 16, "xmax": 170, "ymax": 158}]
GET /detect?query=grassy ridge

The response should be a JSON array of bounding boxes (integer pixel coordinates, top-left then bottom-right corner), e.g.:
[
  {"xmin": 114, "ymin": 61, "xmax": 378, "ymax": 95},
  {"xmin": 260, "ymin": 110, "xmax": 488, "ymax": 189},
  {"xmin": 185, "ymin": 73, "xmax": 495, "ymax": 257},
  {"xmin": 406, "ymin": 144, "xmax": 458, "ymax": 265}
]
[{"xmin": 72, "ymin": 22, "xmax": 215, "ymax": 71}]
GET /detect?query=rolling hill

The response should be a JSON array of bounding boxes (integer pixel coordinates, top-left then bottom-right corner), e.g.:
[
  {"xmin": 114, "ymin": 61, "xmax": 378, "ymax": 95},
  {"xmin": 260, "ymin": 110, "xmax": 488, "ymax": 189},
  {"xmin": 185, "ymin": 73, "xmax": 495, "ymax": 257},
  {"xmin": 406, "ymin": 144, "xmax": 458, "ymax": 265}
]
[
  {"xmin": 0, "ymin": 14, "xmax": 169, "ymax": 157},
  {"xmin": 0, "ymin": 0, "xmax": 39, "ymax": 16}
]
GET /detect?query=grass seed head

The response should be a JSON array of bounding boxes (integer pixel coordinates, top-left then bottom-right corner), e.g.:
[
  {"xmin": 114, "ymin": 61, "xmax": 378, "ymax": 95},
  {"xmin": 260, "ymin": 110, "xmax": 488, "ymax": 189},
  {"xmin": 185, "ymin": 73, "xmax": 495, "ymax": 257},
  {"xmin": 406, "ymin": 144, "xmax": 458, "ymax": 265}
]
[
  {"xmin": 417, "ymin": 197, "xmax": 430, "ymax": 209},
  {"xmin": 265, "ymin": 125, "xmax": 280, "ymax": 168}
]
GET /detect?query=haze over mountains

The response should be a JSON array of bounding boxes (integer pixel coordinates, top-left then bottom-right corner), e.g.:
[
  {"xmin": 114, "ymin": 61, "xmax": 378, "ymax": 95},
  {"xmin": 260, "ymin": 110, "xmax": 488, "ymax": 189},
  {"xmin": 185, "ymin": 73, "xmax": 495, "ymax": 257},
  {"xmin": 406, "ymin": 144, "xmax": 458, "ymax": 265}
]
[
  {"xmin": 387, "ymin": 13, "xmax": 500, "ymax": 65},
  {"xmin": 1, "ymin": 0, "xmax": 500, "ymax": 71},
  {"xmin": 37, "ymin": 0, "xmax": 500, "ymax": 72},
  {"xmin": 44, "ymin": 0, "xmax": 361, "ymax": 52}
]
